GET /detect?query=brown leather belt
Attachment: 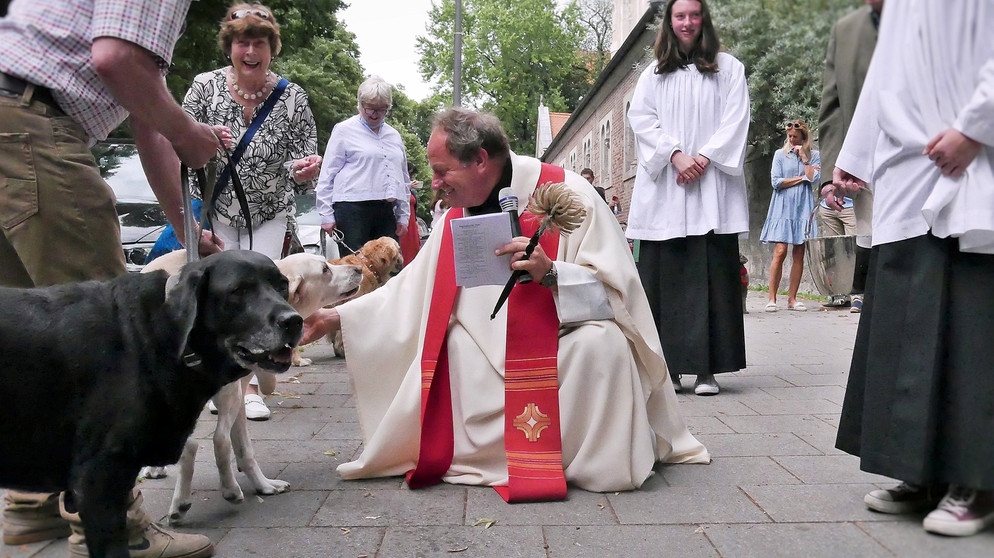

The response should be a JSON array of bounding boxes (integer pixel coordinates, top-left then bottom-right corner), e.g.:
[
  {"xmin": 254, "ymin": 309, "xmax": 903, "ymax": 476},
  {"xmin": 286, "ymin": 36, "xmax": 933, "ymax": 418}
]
[{"xmin": 0, "ymin": 71, "xmax": 59, "ymax": 108}]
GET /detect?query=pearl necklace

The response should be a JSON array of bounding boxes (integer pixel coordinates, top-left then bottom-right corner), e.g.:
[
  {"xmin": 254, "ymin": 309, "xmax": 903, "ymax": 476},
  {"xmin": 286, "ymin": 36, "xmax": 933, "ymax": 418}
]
[{"xmin": 228, "ymin": 70, "xmax": 271, "ymax": 101}]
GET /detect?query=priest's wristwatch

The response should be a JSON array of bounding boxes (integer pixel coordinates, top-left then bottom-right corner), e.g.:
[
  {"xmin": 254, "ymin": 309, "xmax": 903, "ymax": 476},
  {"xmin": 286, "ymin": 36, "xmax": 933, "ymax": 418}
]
[{"xmin": 540, "ymin": 264, "xmax": 558, "ymax": 288}]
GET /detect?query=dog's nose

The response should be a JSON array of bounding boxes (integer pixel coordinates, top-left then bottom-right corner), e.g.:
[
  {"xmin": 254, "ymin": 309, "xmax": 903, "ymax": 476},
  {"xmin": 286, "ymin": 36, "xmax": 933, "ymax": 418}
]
[{"xmin": 278, "ymin": 311, "xmax": 303, "ymax": 338}]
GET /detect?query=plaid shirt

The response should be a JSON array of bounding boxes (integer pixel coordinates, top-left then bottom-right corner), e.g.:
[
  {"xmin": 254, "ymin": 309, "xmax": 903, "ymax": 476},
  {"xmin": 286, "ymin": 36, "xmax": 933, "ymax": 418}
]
[{"xmin": 0, "ymin": 0, "xmax": 191, "ymax": 142}]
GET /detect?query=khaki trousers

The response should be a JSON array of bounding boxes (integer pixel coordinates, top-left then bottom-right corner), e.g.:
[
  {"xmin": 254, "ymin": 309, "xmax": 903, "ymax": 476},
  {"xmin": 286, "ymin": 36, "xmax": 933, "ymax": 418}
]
[{"xmin": 0, "ymin": 86, "xmax": 124, "ymax": 288}]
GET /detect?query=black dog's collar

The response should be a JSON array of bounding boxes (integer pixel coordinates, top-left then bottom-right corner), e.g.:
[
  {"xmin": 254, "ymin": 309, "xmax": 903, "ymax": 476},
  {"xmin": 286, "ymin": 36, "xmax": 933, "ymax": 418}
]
[{"xmin": 182, "ymin": 351, "xmax": 204, "ymax": 370}]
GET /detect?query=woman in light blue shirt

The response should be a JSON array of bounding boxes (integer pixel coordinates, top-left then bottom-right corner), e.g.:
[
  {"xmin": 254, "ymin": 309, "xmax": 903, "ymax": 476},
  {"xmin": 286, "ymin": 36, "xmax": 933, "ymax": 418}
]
[
  {"xmin": 316, "ymin": 76, "xmax": 410, "ymax": 254},
  {"xmin": 760, "ymin": 119, "xmax": 820, "ymax": 311}
]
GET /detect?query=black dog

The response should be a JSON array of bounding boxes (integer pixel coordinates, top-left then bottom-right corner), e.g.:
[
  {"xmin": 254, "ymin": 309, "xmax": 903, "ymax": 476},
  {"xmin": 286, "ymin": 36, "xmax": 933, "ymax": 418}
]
[{"xmin": 0, "ymin": 250, "xmax": 301, "ymax": 558}]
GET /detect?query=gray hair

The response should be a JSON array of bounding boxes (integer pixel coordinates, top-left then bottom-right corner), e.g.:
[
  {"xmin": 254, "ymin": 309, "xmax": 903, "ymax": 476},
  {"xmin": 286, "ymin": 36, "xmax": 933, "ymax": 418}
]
[
  {"xmin": 356, "ymin": 76, "xmax": 393, "ymax": 111},
  {"xmin": 432, "ymin": 108, "xmax": 509, "ymax": 164}
]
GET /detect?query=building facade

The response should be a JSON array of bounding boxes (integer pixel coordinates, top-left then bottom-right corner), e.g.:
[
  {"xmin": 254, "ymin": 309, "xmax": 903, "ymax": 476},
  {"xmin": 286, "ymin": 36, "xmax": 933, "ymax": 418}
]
[{"xmin": 538, "ymin": 2, "xmax": 661, "ymax": 231}]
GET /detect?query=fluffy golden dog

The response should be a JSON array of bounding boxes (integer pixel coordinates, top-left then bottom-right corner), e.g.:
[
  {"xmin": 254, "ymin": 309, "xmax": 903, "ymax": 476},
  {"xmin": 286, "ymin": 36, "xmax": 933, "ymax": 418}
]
[{"xmin": 330, "ymin": 236, "xmax": 404, "ymax": 296}]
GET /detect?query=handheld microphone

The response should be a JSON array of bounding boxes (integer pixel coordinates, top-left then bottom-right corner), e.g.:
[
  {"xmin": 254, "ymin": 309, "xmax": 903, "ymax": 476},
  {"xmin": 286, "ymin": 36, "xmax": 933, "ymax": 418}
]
[{"xmin": 498, "ymin": 187, "xmax": 531, "ymax": 284}]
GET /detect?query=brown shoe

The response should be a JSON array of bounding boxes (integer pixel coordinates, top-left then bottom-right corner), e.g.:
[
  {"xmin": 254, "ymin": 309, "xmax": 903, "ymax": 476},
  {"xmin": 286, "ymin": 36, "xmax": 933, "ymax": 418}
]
[
  {"xmin": 2, "ymin": 490, "xmax": 71, "ymax": 545},
  {"xmin": 60, "ymin": 490, "xmax": 214, "ymax": 558}
]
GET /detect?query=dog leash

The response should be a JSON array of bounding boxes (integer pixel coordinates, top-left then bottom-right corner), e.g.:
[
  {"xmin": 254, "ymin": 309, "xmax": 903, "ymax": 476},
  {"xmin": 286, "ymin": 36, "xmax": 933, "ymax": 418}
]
[{"xmin": 330, "ymin": 228, "xmax": 357, "ymax": 255}]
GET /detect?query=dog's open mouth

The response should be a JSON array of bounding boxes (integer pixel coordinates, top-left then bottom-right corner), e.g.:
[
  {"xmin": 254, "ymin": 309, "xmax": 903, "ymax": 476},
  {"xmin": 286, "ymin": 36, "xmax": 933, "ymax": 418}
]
[
  {"xmin": 234, "ymin": 343, "xmax": 295, "ymax": 372},
  {"xmin": 342, "ymin": 285, "xmax": 360, "ymax": 298}
]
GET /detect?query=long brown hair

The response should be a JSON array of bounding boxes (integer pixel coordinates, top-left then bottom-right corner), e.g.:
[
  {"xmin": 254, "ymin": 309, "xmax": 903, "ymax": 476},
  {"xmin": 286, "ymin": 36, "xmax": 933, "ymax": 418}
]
[{"xmin": 653, "ymin": 0, "xmax": 720, "ymax": 75}]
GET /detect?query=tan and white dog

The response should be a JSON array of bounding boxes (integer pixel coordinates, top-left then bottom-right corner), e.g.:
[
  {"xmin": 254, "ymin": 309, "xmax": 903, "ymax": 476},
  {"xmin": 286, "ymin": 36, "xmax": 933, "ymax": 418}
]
[
  {"xmin": 326, "ymin": 237, "xmax": 404, "ymax": 356},
  {"xmin": 139, "ymin": 250, "xmax": 362, "ymax": 522}
]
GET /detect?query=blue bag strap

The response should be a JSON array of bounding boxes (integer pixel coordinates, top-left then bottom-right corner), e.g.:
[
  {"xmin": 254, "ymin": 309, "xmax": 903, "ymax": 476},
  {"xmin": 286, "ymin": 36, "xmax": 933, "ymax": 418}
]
[
  {"xmin": 211, "ymin": 77, "xmax": 289, "ymax": 208},
  {"xmin": 201, "ymin": 77, "xmax": 289, "ymax": 250}
]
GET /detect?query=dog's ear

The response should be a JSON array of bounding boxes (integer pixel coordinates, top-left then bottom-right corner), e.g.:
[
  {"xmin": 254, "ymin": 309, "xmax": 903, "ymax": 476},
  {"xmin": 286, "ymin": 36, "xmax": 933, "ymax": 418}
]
[
  {"xmin": 164, "ymin": 263, "xmax": 207, "ymax": 359},
  {"xmin": 286, "ymin": 273, "xmax": 304, "ymax": 307}
]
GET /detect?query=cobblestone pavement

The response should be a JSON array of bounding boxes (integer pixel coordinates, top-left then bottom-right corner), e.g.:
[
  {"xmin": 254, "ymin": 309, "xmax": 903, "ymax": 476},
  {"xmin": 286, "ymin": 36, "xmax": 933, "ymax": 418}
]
[{"xmin": 4, "ymin": 290, "xmax": 993, "ymax": 557}]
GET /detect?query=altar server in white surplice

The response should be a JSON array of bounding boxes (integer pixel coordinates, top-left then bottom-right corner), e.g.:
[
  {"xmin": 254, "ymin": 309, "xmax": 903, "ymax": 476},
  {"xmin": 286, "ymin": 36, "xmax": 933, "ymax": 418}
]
[
  {"xmin": 831, "ymin": 0, "xmax": 994, "ymax": 537},
  {"xmin": 626, "ymin": 0, "xmax": 750, "ymax": 397}
]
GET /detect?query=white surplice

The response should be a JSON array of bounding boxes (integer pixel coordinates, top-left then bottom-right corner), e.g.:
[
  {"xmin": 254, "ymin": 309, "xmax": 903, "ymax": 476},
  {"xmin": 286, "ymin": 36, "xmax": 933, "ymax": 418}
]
[
  {"xmin": 626, "ymin": 52, "xmax": 751, "ymax": 241},
  {"xmin": 336, "ymin": 153, "xmax": 709, "ymax": 493},
  {"xmin": 837, "ymin": 0, "xmax": 994, "ymax": 253}
]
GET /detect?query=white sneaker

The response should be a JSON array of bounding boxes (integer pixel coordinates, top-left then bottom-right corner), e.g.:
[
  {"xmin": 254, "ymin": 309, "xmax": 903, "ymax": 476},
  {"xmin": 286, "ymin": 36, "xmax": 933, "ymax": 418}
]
[
  {"xmin": 694, "ymin": 374, "xmax": 720, "ymax": 396},
  {"xmin": 206, "ymin": 400, "xmax": 218, "ymax": 415},
  {"xmin": 244, "ymin": 394, "xmax": 271, "ymax": 421},
  {"xmin": 923, "ymin": 486, "xmax": 994, "ymax": 537}
]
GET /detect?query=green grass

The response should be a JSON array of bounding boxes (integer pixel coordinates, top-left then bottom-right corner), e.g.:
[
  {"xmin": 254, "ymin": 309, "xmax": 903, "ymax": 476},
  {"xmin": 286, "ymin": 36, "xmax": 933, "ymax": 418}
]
[{"xmin": 747, "ymin": 284, "xmax": 829, "ymax": 302}]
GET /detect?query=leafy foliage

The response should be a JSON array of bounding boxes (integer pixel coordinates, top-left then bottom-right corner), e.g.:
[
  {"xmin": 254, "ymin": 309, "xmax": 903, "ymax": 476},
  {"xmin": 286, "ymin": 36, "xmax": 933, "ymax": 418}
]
[
  {"xmin": 418, "ymin": 0, "xmax": 590, "ymax": 155},
  {"xmin": 573, "ymin": 0, "xmax": 613, "ymax": 75},
  {"xmin": 709, "ymin": 0, "xmax": 861, "ymax": 158}
]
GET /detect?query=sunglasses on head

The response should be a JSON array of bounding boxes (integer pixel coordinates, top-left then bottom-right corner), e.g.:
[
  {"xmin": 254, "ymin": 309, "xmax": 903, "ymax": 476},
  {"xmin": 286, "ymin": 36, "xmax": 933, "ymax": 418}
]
[
  {"xmin": 785, "ymin": 122, "xmax": 804, "ymax": 129},
  {"xmin": 231, "ymin": 9, "xmax": 269, "ymax": 20}
]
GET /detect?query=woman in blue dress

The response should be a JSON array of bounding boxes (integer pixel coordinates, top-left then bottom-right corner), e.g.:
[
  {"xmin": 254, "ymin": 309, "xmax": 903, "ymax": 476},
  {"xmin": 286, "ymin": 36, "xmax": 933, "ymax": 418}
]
[{"xmin": 760, "ymin": 119, "xmax": 820, "ymax": 311}]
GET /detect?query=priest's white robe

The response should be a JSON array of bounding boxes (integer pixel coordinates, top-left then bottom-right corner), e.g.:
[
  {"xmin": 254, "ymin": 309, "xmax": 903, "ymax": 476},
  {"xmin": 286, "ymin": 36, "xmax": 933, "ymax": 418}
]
[
  {"xmin": 626, "ymin": 52, "xmax": 751, "ymax": 241},
  {"xmin": 336, "ymin": 153, "xmax": 709, "ymax": 493},
  {"xmin": 837, "ymin": 0, "xmax": 994, "ymax": 253}
]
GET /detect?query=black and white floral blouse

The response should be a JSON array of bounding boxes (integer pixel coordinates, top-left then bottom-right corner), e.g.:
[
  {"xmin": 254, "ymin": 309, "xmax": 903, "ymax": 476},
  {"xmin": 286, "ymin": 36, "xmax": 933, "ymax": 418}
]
[{"xmin": 182, "ymin": 67, "xmax": 318, "ymax": 228}]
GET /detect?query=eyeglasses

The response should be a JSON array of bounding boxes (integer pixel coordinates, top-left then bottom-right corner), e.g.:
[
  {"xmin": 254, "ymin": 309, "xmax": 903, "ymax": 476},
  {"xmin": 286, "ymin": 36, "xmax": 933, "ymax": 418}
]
[
  {"xmin": 785, "ymin": 122, "xmax": 805, "ymax": 130},
  {"xmin": 362, "ymin": 105, "xmax": 390, "ymax": 116},
  {"xmin": 231, "ymin": 9, "xmax": 270, "ymax": 20}
]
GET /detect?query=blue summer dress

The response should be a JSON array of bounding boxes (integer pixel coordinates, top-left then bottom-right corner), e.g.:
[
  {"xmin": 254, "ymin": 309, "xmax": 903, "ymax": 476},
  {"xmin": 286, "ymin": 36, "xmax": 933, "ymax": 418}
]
[{"xmin": 760, "ymin": 149, "xmax": 820, "ymax": 245}]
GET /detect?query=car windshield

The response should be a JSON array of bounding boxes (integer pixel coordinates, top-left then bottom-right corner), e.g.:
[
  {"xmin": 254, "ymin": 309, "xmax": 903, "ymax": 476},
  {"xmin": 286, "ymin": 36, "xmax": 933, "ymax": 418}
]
[{"xmin": 93, "ymin": 143, "xmax": 156, "ymax": 202}]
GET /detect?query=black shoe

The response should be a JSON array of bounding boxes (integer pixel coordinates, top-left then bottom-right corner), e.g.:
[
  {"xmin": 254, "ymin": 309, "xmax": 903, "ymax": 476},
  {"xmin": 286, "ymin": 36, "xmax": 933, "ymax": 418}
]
[{"xmin": 822, "ymin": 294, "xmax": 851, "ymax": 308}]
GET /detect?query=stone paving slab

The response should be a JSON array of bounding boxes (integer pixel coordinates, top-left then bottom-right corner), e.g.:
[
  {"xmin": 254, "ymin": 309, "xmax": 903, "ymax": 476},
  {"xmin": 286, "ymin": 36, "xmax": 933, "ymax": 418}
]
[{"xmin": 6, "ymin": 290, "xmax": 994, "ymax": 557}]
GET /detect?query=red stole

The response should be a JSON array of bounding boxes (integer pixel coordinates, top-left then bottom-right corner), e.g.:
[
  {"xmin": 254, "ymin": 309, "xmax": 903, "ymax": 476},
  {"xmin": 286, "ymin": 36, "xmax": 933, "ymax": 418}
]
[{"xmin": 408, "ymin": 164, "xmax": 567, "ymax": 502}]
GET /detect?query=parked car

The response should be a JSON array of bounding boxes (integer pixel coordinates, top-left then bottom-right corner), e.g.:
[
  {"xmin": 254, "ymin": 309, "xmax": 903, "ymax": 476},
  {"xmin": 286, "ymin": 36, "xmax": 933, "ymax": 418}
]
[
  {"xmin": 94, "ymin": 143, "xmax": 165, "ymax": 272},
  {"xmin": 94, "ymin": 142, "xmax": 331, "ymax": 272}
]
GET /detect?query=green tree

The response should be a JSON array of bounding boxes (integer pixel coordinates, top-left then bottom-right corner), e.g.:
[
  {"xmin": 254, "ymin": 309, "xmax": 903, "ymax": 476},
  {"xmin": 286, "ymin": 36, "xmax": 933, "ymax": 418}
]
[
  {"xmin": 417, "ymin": 0, "xmax": 589, "ymax": 155},
  {"xmin": 574, "ymin": 0, "xmax": 613, "ymax": 75},
  {"xmin": 275, "ymin": 33, "xmax": 364, "ymax": 147}
]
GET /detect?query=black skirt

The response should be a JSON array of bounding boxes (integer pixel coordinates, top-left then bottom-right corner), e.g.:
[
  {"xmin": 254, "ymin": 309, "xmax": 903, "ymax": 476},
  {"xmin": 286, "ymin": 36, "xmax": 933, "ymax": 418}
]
[
  {"xmin": 636, "ymin": 232, "xmax": 746, "ymax": 375},
  {"xmin": 836, "ymin": 234, "xmax": 994, "ymax": 490}
]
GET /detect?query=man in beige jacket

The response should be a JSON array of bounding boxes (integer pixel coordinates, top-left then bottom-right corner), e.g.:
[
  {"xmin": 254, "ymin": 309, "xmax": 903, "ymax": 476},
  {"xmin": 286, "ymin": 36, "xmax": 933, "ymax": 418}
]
[{"xmin": 817, "ymin": 0, "xmax": 883, "ymax": 312}]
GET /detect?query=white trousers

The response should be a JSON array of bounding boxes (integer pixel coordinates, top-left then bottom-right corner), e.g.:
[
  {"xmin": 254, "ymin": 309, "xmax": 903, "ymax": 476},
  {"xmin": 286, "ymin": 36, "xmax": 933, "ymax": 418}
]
[{"xmin": 212, "ymin": 217, "xmax": 288, "ymax": 260}]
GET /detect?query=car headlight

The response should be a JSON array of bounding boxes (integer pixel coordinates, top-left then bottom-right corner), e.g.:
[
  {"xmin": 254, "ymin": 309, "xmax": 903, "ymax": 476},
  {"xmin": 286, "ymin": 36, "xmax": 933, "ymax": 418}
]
[{"xmin": 123, "ymin": 243, "xmax": 155, "ymax": 273}]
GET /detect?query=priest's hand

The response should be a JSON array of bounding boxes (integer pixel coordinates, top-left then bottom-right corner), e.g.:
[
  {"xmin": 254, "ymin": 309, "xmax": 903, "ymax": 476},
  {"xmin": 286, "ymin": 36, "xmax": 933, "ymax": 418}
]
[
  {"xmin": 497, "ymin": 236, "xmax": 554, "ymax": 284},
  {"xmin": 300, "ymin": 308, "xmax": 341, "ymax": 346},
  {"xmin": 924, "ymin": 128, "xmax": 981, "ymax": 179}
]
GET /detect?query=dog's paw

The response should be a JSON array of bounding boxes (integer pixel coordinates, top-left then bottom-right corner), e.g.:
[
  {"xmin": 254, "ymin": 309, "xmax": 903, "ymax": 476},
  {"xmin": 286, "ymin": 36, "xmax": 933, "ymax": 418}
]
[
  {"xmin": 257, "ymin": 479, "xmax": 290, "ymax": 495},
  {"xmin": 222, "ymin": 486, "xmax": 245, "ymax": 503},
  {"xmin": 140, "ymin": 466, "xmax": 168, "ymax": 479},
  {"xmin": 167, "ymin": 502, "xmax": 192, "ymax": 524}
]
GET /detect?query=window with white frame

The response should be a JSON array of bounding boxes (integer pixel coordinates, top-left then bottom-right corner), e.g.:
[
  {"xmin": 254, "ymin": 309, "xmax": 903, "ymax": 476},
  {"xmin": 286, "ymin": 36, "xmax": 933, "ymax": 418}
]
[
  {"xmin": 599, "ymin": 117, "xmax": 612, "ymax": 188},
  {"xmin": 582, "ymin": 134, "xmax": 592, "ymax": 172},
  {"xmin": 568, "ymin": 149, "xmax": 577, "ymax": 173},
  {"xmin": 623, "ymin": 97, "xmax": 636, "ymax": 179}
]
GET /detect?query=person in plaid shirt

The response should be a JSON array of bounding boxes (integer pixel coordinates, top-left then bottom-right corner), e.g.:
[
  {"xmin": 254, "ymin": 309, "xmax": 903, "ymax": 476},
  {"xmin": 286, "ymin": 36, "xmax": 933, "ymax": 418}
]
[{"xmin": 0, "ymin": 1, "xmax": 223, "ymax": 556}]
